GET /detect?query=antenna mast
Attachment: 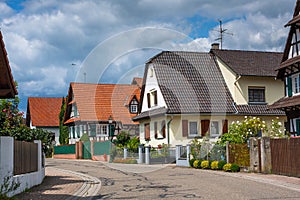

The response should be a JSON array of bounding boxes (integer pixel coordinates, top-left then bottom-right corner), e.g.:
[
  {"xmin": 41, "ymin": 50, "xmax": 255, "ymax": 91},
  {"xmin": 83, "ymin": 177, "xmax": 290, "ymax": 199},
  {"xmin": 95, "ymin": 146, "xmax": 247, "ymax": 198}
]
[{"xmin": 215, "ymin": 20, "xmax": 233, "ymax": 49}]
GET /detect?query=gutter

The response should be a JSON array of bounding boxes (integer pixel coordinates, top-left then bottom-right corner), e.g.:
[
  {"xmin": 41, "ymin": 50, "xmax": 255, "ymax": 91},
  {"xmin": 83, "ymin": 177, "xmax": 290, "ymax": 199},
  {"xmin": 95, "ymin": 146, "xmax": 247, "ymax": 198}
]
[{"xmin": 233, "ymin": 102, "xmax": 239, "ymax": 114}]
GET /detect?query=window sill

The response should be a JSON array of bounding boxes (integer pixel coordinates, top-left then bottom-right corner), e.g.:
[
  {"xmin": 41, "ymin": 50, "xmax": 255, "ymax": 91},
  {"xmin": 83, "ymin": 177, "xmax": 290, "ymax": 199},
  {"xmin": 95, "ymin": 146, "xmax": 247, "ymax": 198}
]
[{"xmin": 248, "ymin": 102, "xmax": 267, "ymax": 105}]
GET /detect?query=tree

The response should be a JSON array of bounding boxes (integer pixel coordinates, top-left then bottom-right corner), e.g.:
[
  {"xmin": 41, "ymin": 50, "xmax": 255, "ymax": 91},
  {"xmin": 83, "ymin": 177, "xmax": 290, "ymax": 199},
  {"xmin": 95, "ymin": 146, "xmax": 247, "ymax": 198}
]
[
  {"xmin": 113, "ymin": 131, "xmax": 130, "ymax": 148},
  {"xmin": 0, "ymin": 97, "xmax": 53, "ymax": 156},
  {"xmin": 59, "ymin": 96, "xmax": 69, "ymax": 145}
]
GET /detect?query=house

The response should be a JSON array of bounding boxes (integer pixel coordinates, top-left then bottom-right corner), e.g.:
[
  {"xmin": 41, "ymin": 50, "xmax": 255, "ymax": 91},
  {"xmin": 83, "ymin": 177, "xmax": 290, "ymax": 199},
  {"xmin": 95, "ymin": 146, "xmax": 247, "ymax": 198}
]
[
  {"xmin": 26, "ymin": 97, "xmax": 63, "ymax": 145},
  {"xmin": 64, "ymin": 80, "xmax": 141, "ymax": 144},
  {"xmin": 133, "ymin": 48, "xmax": 286, "ymax": 147},
  {"xmin": 0, "ymin": 31, "xmax": 17, "ymax": 98},
  {"xmin": 270, "ymin": 0, "xmax": 300, "ymax": 136}
]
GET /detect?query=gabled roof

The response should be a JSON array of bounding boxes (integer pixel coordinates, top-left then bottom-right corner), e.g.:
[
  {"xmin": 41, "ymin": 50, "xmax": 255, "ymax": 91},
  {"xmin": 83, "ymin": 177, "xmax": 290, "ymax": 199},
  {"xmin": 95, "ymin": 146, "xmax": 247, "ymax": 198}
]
[
  {"xmin": 26, "ymin": 97, "xmax": 62, "ymax": 127},
  {"xmin": 0, "ymin": 31, "xmax": 17, "ymax": 98},
  {"xmin": 212, "ymin": 49, "xmax": 283, "ymax": 77},
  {"xmin": 277, "ymin": 0, "xmax": 300, "ymax": 79},
  {"xmin": 64, "ymin": 82, "xmax": 140, "ymax": 125},
  {"xmin": 134, "ymin": 50, "xmax": 283, "ymax": 121},
  {"xmin": 144, "ymin": 51, "xmax": 236, "ymax": 114}
]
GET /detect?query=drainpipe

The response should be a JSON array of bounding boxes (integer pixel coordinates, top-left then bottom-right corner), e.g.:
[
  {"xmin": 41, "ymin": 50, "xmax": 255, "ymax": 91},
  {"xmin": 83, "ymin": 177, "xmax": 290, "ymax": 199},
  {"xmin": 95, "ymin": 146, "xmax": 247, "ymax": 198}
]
[{"xmin": 167, "ymin": 116, "xmax": 173, "ymax": 145}]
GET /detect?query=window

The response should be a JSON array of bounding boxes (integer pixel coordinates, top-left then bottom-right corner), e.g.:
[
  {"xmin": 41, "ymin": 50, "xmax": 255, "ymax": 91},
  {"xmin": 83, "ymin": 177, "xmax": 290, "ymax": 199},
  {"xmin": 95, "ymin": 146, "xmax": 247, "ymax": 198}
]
[
  {"xmin": 288, "ymin": 27, "xmax": 300, "ymax": 59},
  {"xmin": 147, "ymin": 90, "xmax": 158, "ymax": 108},
  {"xmin": 130, "ymin": 99, "xmax": 138, "ymax": 113},
  {"xmin": 149, "ymin": 67, "xmax": 154, "ymax": 77},
  {"xmin": 96, "ymin": 124, "xmax": 108, "ymax": 136},
  {"xmin": 189, "ymin": 122, "xmax": 198, "ymax": 135},
  {"xmin": 210, "ymin": 121, "xmax": 219, "ymax": 136},
  {"xmin": 154, "ymin": 122, "xmax": 158, "ymax": 139},
  {"xmin": 291, "ymin": 74, "xmax": 300, "ymax": 95},
  {"xmin": 248, "ymin": 87, "xmax": 265, "ymax": 104},
  {"xmin": 161, "ymin": 120, "xmax": 166, "ymax": 138}
]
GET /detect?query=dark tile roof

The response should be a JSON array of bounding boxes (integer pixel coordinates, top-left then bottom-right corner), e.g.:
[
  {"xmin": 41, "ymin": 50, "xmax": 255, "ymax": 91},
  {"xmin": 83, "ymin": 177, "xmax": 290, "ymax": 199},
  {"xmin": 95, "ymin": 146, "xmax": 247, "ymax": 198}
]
[
  {"xmin": 236, "ymin": 104, "xmax": 285, "ymax": 116},
  {"xmin": 269, "ymin": 95, "xmax": 300, "ymax": 111},
  {"xmin": 148, "ymin": 51, "xmax": 236, "ymax": 114},
  {"xmin": 132, "ymin": 107, "xmax": 167, "ymax": 121},
  {"xmin": 0, "ymin": 31, "xmax": 17, "ymax": 98},
  {"xmin": 212, "ymin": 49, "xmax": 283, "ymax": 77}
]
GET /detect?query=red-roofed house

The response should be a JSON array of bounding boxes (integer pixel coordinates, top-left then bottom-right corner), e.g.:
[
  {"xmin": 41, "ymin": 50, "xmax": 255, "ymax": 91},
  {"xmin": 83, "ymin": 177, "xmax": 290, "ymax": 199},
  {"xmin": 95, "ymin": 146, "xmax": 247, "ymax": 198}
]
[
  {"xmin": 26, "ymin": 97, "xmax": 63, "ymax": 145},
  {"xmin": 0, "ymin": 31, "xmax": 17, "ymax": 98},
  {"xmin": 64, "ymin": 80, "xmax": 141, "ymax": 144}
]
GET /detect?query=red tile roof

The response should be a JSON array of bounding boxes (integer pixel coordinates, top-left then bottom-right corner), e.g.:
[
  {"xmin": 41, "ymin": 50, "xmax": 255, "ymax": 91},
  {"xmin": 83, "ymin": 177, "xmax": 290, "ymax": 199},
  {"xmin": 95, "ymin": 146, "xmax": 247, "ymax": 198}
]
[
  {"xmin": 0, "ymin": 31, "xmax": 17, "ymax": 98},
  {"xmin": 26, "ymin": 97, "xmax": 62, "ymax": 127},
  {"xmin": 131, "ymin": 77, "xmax": 143, "ymax": 88},
  {"xmin": 64, "ymin": 82, "xmax": 141, "ymax": 125}
]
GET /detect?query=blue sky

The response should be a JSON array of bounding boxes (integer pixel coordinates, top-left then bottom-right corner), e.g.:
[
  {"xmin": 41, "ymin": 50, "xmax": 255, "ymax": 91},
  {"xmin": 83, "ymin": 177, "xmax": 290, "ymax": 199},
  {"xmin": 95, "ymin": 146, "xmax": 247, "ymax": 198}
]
[{"xmin": 0, "ymin": 0, "xmax": 296, "ymax": 112}]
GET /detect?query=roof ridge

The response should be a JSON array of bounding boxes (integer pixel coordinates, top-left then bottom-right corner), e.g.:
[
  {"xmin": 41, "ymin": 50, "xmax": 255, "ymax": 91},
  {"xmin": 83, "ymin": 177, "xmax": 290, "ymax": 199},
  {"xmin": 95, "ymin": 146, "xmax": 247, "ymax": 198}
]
[{"xmin": 213, "ymin": 49, "xmax": 283, "ymax": 54}]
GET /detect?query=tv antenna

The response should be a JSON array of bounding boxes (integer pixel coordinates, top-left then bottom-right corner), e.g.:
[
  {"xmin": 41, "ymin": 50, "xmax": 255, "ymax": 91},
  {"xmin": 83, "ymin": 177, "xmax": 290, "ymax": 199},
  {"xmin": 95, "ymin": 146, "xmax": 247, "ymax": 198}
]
[{"xmin": 214, "ymin": 19, "xmax": 233, "ymax": 49}]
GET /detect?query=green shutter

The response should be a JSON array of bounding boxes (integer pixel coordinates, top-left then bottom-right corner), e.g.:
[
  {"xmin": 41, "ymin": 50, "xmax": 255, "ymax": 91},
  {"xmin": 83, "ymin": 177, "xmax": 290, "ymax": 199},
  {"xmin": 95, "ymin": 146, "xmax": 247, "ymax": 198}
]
[
  {"xmin": 287, "ymin": 76, "xmax": 292, "ymax": 97},
  {"xmin": 296, "ymin": 119, "xmax": 300, "ymax": 136}
]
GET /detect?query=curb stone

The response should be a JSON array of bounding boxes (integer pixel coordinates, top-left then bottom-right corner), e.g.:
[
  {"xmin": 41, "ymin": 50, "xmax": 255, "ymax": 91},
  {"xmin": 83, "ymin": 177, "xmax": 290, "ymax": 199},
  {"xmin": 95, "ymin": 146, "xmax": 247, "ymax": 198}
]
[{"xmin": 49, "ymin": 167, "xmax": 101, "ymax": 199}]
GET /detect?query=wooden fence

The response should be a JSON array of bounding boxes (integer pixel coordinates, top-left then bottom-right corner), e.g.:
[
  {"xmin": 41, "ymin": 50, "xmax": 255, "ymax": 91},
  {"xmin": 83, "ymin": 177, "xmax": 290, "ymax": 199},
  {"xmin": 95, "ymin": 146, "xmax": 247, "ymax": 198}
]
[
  {"xmin": 14, "ymin": 140, "xmax": 38, "ymax": 175},
  {"xmin": 270, "ymin": 138, "xmax": 300, "ymax": 177}
]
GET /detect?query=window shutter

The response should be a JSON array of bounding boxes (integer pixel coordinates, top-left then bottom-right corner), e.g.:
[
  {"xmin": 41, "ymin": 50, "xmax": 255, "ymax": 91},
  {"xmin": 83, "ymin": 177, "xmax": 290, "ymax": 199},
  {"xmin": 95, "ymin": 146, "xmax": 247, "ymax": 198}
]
[
  {"xmin": 201, "ymin": 120, "xmax": 210, "ymax": 137},
  {"xmin": 153, "ymin": 91, "xmax": 158, "ymax": 105},
  {"xmin": 222, "ymin": 119, "xmax": 228, "ymax": 134},
  {"xmin": 287, "ymin": 76, "xmax": 292, "ymax": 97},
  {"xmin": 144, "ymin": 123, "xmax": 150, "ymax": 140},
  {"xmin": 147, "ymin": 93, "xmax": 151, "ymax": 108},
  {"xmin": 161, "ymin": 120, "xmax": 166, "ymax": 138},
  {"xmin": 154, "ymin": 122, "xmax": 158, "ymax": 139},
  {"xmin": 182, "ymin": 120, "xmax": 188, "ymax": 137}
]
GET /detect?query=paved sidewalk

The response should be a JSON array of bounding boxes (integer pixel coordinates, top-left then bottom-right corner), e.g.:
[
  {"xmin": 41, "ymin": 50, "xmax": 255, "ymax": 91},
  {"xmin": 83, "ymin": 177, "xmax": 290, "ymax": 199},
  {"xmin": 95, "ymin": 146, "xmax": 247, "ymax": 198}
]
[{"xmin": 15, "ymin": 167, "xmax": 101, "ymax": 200}]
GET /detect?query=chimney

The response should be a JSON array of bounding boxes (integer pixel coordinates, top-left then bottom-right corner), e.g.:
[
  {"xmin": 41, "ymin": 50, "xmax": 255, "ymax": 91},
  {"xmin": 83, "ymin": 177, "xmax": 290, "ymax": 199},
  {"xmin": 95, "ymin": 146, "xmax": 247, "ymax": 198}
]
[{"xmin": 211, "ymin": 43, "xmax": 220, "ymax": 50}]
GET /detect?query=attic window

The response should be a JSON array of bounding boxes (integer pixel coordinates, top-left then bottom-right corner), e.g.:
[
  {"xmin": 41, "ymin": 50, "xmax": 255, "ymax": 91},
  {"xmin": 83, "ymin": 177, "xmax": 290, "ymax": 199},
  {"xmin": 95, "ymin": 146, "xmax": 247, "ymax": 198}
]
[
  {"xmin": 130, "ymin": 99, "xmax": 138, "ymax": 113},
  {"xmin": 149, "ymin": 67, "xmax": 154, "ymax": 77}
]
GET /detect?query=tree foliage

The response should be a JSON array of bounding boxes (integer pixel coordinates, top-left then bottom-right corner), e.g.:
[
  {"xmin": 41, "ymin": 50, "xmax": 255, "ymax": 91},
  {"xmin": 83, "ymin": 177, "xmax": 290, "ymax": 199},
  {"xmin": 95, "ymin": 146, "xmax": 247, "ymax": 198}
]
[
  {"xmin": 59, "ymin": 97, "xmax": 69, "ymax": 145},
  {"xmin": 0, "ymin": 97, "xmax": 53, "ymax": 156}
]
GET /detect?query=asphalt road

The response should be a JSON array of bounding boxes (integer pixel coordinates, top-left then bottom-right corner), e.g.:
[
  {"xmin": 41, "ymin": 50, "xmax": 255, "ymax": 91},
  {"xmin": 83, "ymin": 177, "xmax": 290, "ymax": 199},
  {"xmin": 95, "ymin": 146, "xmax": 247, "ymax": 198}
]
[{"xmin": 46, "ymin": 159, "xmax": 300, "ymax": 200}]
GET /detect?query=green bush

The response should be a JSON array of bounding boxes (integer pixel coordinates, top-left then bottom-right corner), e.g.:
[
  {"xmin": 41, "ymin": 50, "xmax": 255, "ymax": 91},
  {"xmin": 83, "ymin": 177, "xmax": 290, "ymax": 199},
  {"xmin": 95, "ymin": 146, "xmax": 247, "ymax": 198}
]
[
  {"xmin": 200, "ymin": 160, "xmax": 210, "ymax": 169},
  {"xmin": 223, "ymin": 163, "xmax": 232, "ymax": 172},
  {"xmin": 218, "ymin": 160, "xmax": 227, "ymax": 170},
  {"xmin": 231, "ymin": 163, "xmax": 240, "ymax": 172},
  {"xmin": 189, "ymin": 158, "xmax": 196, "ymax": 167},
  {"xmin": 211, "ymin": 161, "xmax": 219, "ymax": 170},
  {"xmin": 193, "ymin": 160, "xmax": 202, "ymax": 169}
]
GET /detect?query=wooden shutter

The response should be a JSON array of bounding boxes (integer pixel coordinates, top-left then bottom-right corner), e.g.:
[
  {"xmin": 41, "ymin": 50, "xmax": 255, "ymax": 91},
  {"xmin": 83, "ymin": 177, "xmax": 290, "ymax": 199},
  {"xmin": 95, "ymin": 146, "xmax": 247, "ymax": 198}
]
[
  {"xmin": 144, "ymin": 123, "xmax": 150, "ymax": 140},
  {"xmin": 161, "ymin": 120, "xmax": 166, "ymax": 138},
  {"xmin": 222, "ymin": 119, "xmax": 228, "ymax": 134},
  {"xmin": 147, "ymin": 93, "xmax": 151, "ymax": 108},
  {"xmin": 296, "ymin": 119, "xmax": 300, "ymax": 136},
  {"xmin": 154, "ymin": 122, "xmax": 158, "ymax": 139},
  {"xmin": 201, "ymin": 120, "xmax": 210, "ymax": 137},
  {"xmin": 287, "ymin": 76, "xmax": 292, "ymax": 97},
  {"xmin": 182, "ymin": 120, "xmax": 188, "ymax": 137},
  {"xmin": 153, "ymin": 91, "xmax": 158, "ymax": 106}
]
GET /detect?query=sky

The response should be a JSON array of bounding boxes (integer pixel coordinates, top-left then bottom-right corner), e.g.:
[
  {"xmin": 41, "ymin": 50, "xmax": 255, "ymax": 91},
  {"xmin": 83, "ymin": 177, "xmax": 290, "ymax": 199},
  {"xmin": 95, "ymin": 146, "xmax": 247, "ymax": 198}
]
[{"xmin": 0, "ymin": 0, "xmax": 296, "ymax": 112}]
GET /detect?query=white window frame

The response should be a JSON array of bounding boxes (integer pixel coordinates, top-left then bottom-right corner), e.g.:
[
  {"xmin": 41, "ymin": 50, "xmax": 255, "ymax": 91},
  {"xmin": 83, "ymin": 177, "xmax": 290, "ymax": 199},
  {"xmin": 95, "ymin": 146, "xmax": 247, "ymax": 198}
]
[
  {"xmin": 189, "ymin": 121, "xmax": 198, "ymax": 136},
  {"xmin": 210, "ymin": 121, "xmax": 220, "ymax": 137},
  {"xmin": 292, "ymin": 73, "xmax": 300, "ymax": 95},
  {"xmin": 96, "ymin": 124, "xmax": 108, "ymax": 136}
]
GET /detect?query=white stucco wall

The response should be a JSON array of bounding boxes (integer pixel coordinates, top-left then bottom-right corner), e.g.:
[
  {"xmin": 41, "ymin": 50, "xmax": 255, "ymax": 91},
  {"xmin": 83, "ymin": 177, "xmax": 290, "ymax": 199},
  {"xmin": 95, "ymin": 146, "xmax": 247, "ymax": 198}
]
[{"xmin": 141, "ymin": 64, "xmax": 167, "ymax": 112}]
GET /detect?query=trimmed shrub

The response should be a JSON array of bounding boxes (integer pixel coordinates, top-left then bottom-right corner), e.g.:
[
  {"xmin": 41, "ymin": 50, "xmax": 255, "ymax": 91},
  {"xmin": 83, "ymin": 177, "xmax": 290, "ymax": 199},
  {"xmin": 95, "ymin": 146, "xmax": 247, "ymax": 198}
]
[
  {"xmin": 218, "ymin": 160, "xmax": 227, "ymax": 170},
  {"xmin": 193, "ymin": 160, "xmax": 202, "ymax": 169},
  {"xmin": 223, "ymin": 163, "xmax": 232, "ymax": 172},
  {"xmin": 231, "ymin": 163, "xmax": 240, "ymax": 172},
  {"xmin": 200, "ymin": 160, "xmax": 210, "ymax": 169},
  {"xmin": 211, "ymin": 161, "xmax": 219, "ymax": 170},
  {"xmin": 189, "ymin": 158, "xmax": 196, "ymax": 167}
]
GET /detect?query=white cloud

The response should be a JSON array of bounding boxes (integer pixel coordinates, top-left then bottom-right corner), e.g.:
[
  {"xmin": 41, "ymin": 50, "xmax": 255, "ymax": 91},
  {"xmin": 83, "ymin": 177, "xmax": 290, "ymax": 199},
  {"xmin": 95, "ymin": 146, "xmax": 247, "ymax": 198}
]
[{"xmin": 0, "ymin": 0, "xmax": 296, "ymax": 111}]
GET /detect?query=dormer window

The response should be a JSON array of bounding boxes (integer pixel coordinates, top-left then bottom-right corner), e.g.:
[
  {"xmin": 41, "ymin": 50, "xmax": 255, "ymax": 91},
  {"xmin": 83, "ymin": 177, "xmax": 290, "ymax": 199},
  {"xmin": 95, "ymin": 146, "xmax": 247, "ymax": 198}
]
[
  {"xmin": 130, "ymin": 99, "xmax": 139, "ymax": 113},
  {"xmin": 248, "ymin": 87, "xmax": 265, "ymax": 104}
]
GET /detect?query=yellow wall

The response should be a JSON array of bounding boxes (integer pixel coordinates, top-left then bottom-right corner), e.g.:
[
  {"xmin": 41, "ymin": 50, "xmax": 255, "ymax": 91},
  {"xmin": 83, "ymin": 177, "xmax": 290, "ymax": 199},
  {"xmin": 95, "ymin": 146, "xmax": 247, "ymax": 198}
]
[
  {"xmin": 216, "ymin": 58, "xmax": 285, "ymax": 105},
  {"xmin": 139, "ymin": 114, "xmax": 286, "ymax": 147}
]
